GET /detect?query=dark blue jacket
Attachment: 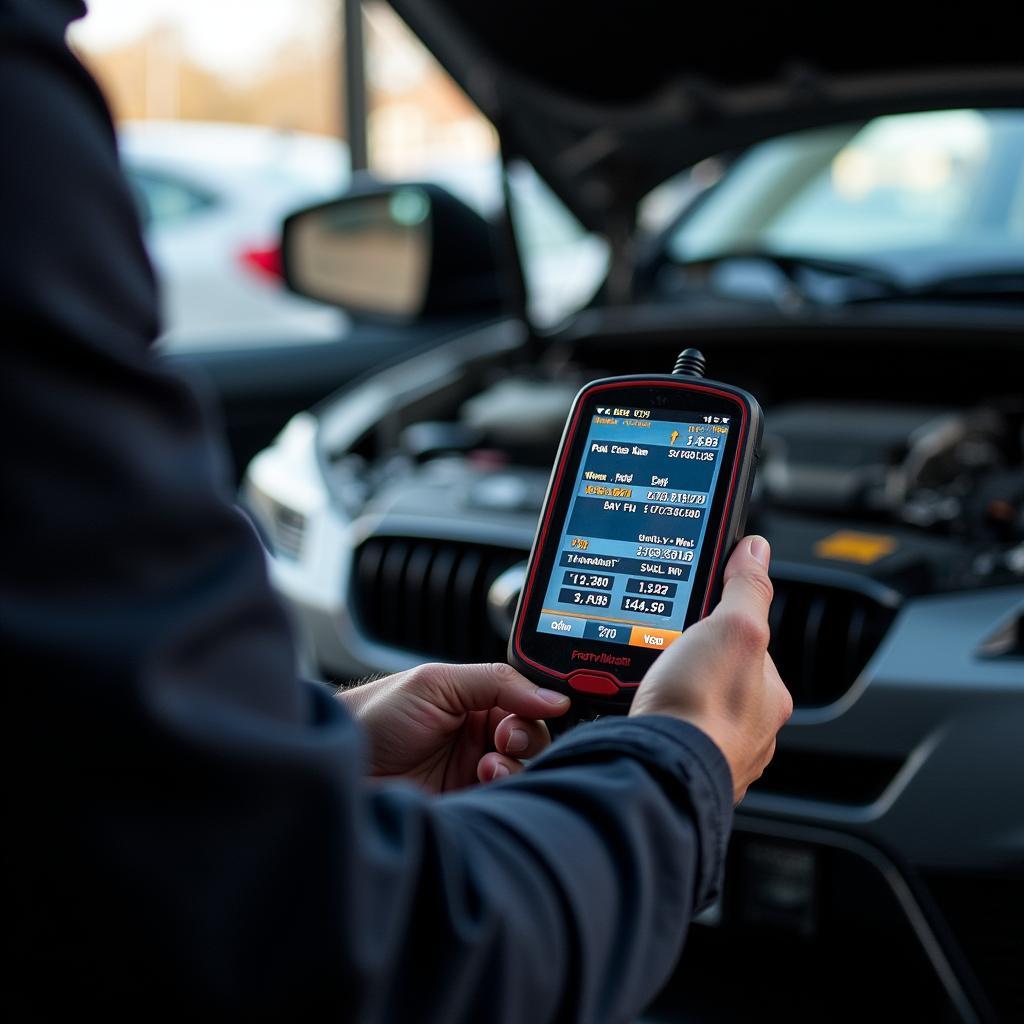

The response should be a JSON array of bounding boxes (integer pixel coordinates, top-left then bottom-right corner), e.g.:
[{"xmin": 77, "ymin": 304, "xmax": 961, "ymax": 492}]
[{"xmin": 2, "ymin": 1, "xmax": 733, "ymax": 1017}]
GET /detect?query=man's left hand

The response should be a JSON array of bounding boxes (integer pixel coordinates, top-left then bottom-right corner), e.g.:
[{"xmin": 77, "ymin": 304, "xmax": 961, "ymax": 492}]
[{"xmin": 338, "ymin": 663, "xmax": 571, "ymax": 793}]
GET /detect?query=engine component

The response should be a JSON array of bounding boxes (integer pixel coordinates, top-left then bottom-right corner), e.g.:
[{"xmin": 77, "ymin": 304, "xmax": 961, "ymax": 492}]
[{"xmin": 761, "ymin": 403, "xmax": 1004, "ymax": 528}]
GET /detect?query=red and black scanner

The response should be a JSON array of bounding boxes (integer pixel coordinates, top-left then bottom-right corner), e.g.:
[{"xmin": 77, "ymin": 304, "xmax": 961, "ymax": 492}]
[{"xmin": 508, "ymin": 350, "xmax": 763, "ymax": 714}]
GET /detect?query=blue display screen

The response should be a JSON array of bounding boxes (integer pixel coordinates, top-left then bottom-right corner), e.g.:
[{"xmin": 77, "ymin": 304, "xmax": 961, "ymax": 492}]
[{"xmin": 536, "ymin": 406, "xmax": 730, "ymax": 653}]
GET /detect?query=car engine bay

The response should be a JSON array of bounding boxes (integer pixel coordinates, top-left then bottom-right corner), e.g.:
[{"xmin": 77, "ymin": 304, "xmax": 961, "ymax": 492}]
[{"xmin": 295, "ymin": 322, "xmax": 1022, "ymax": 661}]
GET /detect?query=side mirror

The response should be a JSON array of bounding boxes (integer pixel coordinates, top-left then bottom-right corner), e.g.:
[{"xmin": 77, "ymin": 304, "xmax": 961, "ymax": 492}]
[{"xmin": 281, "ymin": 182, "xmax": 505, "ymax": 321}]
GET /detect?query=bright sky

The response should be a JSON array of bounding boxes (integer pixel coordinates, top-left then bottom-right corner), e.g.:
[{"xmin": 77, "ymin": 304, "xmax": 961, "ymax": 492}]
[{"xmin": 70, "ymin": 0, "xmax": 333, "ymax": 78}]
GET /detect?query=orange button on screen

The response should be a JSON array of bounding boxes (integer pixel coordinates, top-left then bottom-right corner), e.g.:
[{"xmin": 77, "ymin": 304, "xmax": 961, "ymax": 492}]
[{"xmin": 628, "ymin": 626, "xmax": 682, "ymax": 650}]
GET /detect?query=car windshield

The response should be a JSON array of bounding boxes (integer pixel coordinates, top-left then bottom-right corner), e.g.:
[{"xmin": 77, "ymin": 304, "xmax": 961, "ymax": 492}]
[{"xmin": 667, "ymin": 109, "xmax": 1024, "ymax": 287}]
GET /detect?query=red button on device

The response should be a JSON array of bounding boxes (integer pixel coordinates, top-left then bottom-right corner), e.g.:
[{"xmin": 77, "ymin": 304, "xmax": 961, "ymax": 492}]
[{"xmin": 567, "ymin": 672, "xmax": 620, "ymax": 696}]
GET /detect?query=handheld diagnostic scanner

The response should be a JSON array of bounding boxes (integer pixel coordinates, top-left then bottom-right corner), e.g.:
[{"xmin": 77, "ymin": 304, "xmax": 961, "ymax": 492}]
[{"xmin": 508, "ymin": 349, "xmax": 763, "ymax": 713}]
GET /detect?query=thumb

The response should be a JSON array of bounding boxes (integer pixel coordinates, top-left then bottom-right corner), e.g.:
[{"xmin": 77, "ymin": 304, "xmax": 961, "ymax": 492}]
[
  {"xmin": 715, "ymin": 535, "xmax": 774, "ymax": 626},
  {"xmin": 433, "ymin": 663, "xmax": 571, "ymax": 719}
]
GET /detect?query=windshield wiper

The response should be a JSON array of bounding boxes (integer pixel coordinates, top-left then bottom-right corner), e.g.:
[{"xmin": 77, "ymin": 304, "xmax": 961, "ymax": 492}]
[
  {"xmin": 672, "ymin": 250, "xmax": 903, "ymax": 308},
  {"xmin": 671, "ymin": 252, "xmax": 1024, "ymax": 307},
  {"xmin": 844, "ymin": 269, "xmax": 1024, "ymax": 305}
]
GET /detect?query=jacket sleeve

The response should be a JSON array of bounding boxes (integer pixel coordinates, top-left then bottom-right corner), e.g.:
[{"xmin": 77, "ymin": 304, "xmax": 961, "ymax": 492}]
[{"xmin": 2, "ymin": 4, "xmax": 732, "ymax": 1019}]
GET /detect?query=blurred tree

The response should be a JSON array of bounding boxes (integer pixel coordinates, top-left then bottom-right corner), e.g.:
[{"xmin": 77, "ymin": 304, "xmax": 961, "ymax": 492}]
[
  {"xmin": 72, "ymin": 3, "xmax": 496, "ymax": 170},
  {"xmin": 76, "ymin": 23, "xmax": 343, "ymax": 136}
]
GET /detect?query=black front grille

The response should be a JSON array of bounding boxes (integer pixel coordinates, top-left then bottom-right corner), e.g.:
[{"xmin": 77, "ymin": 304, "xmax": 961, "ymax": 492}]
[
  {"xmin": 768, "ymin": 578, "xmax": 898, "ymax": 706},
  {"xmin": 351, "ymin": 535, "xmax": 898, "ymax": 706},
  {"xmin": 351, "ymin": 536, "xmax": 527, "ymax": 662}
]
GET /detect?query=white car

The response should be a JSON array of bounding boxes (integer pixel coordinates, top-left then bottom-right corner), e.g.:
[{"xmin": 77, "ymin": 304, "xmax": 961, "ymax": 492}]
[
  {"xmin": 122, "ymin": 122, "xmax": 623, "ymax": 347},
  {"xmin": 119, "ymin": 121, "xmax": 351, "ymax": 350}
]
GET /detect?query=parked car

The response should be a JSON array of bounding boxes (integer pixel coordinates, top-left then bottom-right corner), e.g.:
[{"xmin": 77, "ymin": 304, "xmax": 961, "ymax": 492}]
[
  {"xmin": 121, "ymin": 120, "xmax": 613, "ymax": 348},
  {"xmin": 243, "ymin": 5, "xmax": 1023, "ymax": 1022},
  {"xmin": 119, "ymin": 120, "xmax": 351, "ymax": 349}
]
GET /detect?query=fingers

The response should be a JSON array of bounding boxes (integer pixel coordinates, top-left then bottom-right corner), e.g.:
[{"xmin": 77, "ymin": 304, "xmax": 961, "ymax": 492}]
[
  {"xmin": 476, "ymin": 751, "xmax": 525, "ymax": 783},
  {"xmin": 426, "ymin": 662, "xmax": 571, "ymax": 720},
  {"xmin": 478, "ymin": 711, "xmax": 552, "ymax": 785},
  {"xmin": 493, "ymin": 713, "xmax": 551, "ymax": 759},
  {"xmin": 713, "ymin": 536, "xmax": 774, "ymax": 648}
]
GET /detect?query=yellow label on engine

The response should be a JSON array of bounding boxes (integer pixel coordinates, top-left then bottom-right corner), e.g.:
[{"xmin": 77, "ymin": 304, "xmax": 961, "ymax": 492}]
[{"xmin": 815, "ymin": 530, "xmax": 897, "ymax": 564}]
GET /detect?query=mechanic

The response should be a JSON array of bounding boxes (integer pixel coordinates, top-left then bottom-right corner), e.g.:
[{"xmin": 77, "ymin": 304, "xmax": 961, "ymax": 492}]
[{"xmin": 3, "ymin": 1, "xmax": 792, "ymax": 1018}]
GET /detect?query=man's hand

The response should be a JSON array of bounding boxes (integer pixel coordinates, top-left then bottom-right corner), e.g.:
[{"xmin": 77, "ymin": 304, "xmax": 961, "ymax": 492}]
[
  {"xmin": 630, "ymin": 535, "xmax": 793, "ymax": 803},
  {"xmin": 338, "ymin": 662, "xmax": 571, "ymax": 793}
]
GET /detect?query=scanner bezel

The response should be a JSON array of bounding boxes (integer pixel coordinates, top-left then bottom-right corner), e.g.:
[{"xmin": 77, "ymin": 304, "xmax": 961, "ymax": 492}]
[{"xmin": 510, "ymin": 375, "xmax": 761, "ymax": 701}]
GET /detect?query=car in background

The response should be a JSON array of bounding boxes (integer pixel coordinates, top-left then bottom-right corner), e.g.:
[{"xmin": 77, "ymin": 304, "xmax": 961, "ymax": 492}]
[
  {"xmin": 243, "ymin": 3, "xmax": 1024, "ymax": 1020},
  {"xmin": 120, "ymin": 121, "xmax": 611, "ymax": 347},
  {"xmin": 119, "ymin": 120, "xmax": 351, "ymax": 349}
]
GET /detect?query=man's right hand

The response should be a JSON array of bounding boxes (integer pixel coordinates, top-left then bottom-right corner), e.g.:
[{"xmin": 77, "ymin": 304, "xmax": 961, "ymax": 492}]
[{"xmin": 630, "ymin": 535, "xmax": 793, "ymax": 803}]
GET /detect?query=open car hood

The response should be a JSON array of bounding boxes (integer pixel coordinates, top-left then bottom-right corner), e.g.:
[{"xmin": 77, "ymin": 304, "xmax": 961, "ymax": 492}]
[{"xmin": 389, "ymin": 0, "xmax": 1024, "ymax": 237}]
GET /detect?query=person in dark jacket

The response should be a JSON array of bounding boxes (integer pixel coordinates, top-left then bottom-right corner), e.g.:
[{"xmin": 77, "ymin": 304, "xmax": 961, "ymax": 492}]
[{"xmin": 2, "ymin": 1, "xmax": 792, "ymax": 1018}]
